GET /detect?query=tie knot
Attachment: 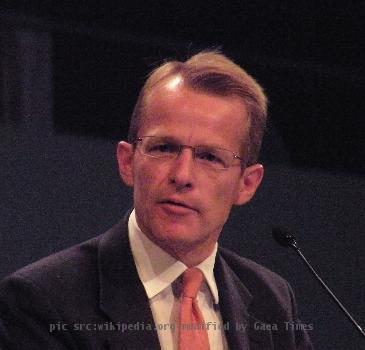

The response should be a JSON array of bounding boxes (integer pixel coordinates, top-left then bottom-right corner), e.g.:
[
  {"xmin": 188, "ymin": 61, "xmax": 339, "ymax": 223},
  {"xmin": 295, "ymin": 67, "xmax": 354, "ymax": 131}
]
[{"xmin": 182, "ymin": 268, "xmax": 204, "ymax": 299}]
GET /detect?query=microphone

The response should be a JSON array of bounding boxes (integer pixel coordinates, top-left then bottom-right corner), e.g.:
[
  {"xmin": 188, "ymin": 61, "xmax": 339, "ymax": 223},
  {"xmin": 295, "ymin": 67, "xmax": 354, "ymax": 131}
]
[{"xmin": 272, "ymin": 226, "xmax": 365, "ymax": 339}]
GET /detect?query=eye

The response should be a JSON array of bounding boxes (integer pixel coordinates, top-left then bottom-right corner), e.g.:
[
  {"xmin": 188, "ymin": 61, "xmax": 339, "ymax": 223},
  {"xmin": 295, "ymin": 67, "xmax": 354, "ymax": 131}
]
[
  {"xmin": 148, "ymin": 143, "xmax": 179, "ymax": 154},
  {"xmin": 196, "ymin": 150, "xmax": 224, "ymax": 164}
]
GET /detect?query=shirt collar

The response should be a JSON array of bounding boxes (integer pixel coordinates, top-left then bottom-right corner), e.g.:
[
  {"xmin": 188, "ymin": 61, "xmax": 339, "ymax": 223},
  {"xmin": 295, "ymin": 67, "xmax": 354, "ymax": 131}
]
[{"xmin": 128, "ymin": 209, "xmax": 220, "ymax": 304}]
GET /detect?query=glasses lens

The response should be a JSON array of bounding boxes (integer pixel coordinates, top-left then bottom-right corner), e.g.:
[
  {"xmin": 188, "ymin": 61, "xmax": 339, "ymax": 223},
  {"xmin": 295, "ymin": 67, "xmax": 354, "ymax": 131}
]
[
  {"xmin": 140, "ymin": 137, "xmax": 179, "ymax": 158},
  {"xmin": 195, "ymin": 146, "xmax": 231, "ymax": 169},
  {"xmin": 138, "ymin": 136, "xmax": 238, "ymax": 170}
]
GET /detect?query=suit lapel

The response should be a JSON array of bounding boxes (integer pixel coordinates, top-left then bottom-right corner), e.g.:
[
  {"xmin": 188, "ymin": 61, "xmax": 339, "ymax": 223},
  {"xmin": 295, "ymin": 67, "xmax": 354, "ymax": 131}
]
[
  {"xmin": 215, "ymin": 253, "xmax": 274, "ymax": 350},
  {"xmin": 98, "ymin": 215, "xmax": 160, "ymax": 349}
]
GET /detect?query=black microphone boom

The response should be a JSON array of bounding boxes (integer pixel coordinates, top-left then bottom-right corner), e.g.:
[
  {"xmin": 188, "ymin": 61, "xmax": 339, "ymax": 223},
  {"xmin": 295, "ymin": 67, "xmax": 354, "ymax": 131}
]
[{"xmin": 272, "ymin": 226, "xmax": 365, "ymax": 340}]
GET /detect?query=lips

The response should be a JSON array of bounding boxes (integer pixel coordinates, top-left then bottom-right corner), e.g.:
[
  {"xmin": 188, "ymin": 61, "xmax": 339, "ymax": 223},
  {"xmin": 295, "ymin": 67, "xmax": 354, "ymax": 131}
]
[{"xmin": 158, "ymin": 199, "xmax": 198, "ymax": 213}]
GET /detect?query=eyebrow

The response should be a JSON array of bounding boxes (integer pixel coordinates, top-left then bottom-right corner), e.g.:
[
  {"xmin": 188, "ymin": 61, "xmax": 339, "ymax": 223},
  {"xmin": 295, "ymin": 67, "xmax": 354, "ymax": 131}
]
[{"xmin": 149, "ymin": 135, "xmax": 237, "ymax": 153}]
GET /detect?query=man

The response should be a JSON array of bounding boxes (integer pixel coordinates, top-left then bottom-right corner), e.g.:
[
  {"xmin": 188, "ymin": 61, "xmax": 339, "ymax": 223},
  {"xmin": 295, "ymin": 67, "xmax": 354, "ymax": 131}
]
[{"xmin": 0, "ymin": 51, "xmax": 312, "ymax": 349}]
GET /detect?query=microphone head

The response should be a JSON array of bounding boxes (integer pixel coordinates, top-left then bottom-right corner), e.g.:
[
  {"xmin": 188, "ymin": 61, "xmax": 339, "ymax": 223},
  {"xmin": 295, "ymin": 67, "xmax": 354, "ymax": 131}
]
[{"xmin": 272, "ymin": 226, "xmax": 298, "ymax": 249}]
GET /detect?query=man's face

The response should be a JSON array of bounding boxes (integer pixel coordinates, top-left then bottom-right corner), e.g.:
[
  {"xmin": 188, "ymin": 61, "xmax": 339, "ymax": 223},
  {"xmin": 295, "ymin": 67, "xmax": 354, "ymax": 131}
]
[{"xmin": 118, "ymin": 78, "xmax": 263, "ymax": 260}]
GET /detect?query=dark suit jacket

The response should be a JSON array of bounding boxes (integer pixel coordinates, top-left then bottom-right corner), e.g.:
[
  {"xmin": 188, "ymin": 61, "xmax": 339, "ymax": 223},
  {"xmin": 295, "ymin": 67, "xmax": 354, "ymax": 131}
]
[{"xmin": 0, "ymin": 214, "xmax": 312, "ymax": 349}]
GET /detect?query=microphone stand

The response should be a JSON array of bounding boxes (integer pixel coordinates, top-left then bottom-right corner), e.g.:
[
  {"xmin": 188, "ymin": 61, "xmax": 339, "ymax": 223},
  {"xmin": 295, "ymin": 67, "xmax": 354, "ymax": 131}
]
[
  {"xmin": 292, "ymin": 243, "xmax": 365, "ymax": 339},
  {"xmin": 273, "ymin": 228, "xmax": 365, "ymax": 339}
]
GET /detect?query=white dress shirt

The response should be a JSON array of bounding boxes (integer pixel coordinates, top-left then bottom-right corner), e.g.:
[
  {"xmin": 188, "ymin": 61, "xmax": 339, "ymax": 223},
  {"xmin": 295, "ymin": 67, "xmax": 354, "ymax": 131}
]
[{"xmin": 128, "ymin": 209, "xmax": 229, "ymax": 350}]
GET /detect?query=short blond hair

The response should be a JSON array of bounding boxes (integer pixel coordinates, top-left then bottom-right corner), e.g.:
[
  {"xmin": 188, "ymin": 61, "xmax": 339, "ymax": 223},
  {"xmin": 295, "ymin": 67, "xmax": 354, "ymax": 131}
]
[{"xmin": 128, "ymin": 51, "xmax": 268, "ymax": 166}]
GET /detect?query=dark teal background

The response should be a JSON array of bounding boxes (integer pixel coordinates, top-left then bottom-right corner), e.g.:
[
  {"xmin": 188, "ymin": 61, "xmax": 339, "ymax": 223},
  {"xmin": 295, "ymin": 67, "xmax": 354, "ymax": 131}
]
[{"xmin": 1, "ymin": 3, "xmax": 364, "ymax": 348}]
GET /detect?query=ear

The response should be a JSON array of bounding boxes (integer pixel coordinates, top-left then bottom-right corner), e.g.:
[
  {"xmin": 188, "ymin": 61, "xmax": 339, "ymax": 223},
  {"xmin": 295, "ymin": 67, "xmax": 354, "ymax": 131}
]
[
  {"xmin": 117, "ymin": 141, "xmax": 134, "ymax": 187},
  {"xmin": 234, "ymin": 164, "xmax": 264, "ymax": 205}
]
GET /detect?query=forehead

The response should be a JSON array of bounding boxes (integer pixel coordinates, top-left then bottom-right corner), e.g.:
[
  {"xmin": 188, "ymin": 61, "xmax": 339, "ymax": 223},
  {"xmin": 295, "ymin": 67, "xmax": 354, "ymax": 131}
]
[{"xmin": 139, "ymin": 81, "xmax": 249, "ymax": 151}]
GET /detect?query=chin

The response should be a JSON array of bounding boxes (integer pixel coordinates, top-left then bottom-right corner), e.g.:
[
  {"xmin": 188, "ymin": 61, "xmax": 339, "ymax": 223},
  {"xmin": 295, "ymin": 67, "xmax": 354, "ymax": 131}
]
[
  {"xmin": 155, "ymin": 224, "xmax": 210, "ymax": 248},
  {"xmin": 155, "ymin": 224, "xmax": 195, "ymax": 242},
  {"xmin": 139, "ymin": 213, "xmax": 213, "ymax": 250}
]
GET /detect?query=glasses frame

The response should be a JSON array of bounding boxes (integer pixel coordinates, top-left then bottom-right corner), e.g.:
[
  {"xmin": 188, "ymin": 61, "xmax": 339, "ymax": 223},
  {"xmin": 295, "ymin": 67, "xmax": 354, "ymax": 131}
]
[{"xmin": 134, "ymin": 136, "xmax": 243, "ymax": 170}]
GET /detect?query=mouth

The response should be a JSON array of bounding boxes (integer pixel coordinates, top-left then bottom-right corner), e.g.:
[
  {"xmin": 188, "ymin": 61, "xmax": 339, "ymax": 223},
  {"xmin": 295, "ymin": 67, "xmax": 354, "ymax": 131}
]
[{"xmin": 158, "ymin": 199, "xmax": 198, "ymax": 213}]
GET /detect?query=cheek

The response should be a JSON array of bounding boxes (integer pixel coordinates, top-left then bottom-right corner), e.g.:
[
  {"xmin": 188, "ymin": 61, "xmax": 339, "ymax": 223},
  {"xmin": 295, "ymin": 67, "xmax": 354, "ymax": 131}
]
[
  {"xmin": 211, "ymin": 173, "xmax": 241, "ymax": 202},
  {"xmin": 208, "ymin": 180, "xmax": 240, "ymax": 216},
  {"xmin": 134, "ymin": 166, "xmax": 153, "ymax": 199},
  {"xmin": 133, "ymin": 161, "xmax": 166, "ymax": 199}
]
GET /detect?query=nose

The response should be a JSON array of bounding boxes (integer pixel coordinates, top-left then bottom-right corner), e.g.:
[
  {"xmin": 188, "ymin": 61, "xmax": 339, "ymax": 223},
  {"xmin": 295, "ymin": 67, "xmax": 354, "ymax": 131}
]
[{"xmin": 168, "ymin": 147, "xmax": 195, "ymax": 190}]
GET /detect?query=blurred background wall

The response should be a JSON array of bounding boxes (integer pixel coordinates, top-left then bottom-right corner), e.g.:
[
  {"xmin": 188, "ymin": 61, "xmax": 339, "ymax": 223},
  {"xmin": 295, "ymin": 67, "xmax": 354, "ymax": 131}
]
[{"xmin": 0, "ymin": 2, "xmax": 364, "ymax": 349}]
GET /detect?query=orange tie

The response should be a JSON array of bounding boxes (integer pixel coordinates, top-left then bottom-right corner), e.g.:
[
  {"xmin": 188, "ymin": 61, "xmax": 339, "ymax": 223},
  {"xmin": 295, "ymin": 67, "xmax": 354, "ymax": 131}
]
[{"xmin": 179, "ymin": 268, "xmax": 210, "ymax": 350}]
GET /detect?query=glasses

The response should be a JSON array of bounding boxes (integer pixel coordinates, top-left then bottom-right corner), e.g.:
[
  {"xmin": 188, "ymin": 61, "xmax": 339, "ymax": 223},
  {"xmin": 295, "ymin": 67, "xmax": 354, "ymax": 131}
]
[{"xmin": 135, "ymin": 136, "xmax": 243, "ymax": 171}]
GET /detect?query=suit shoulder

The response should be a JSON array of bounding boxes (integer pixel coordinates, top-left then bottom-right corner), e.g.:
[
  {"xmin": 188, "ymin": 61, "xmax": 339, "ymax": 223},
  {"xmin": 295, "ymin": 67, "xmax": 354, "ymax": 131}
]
[
  {"xmin": 1, "ymin": 217, "xmax": 128, "ymax": 290},
  {"xmin": 218, "ymin": 246, "xmax": 291, "ymax": 297},
  {"xmin": 1, "ymin": 235, "xmax": 100, "ymax": 291}
]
